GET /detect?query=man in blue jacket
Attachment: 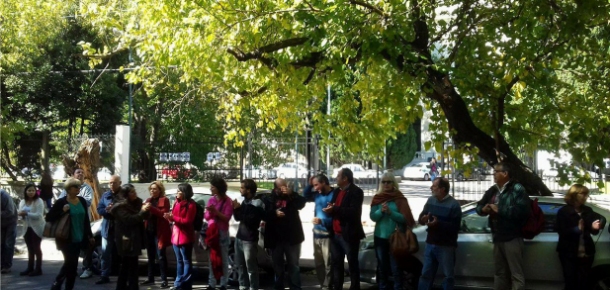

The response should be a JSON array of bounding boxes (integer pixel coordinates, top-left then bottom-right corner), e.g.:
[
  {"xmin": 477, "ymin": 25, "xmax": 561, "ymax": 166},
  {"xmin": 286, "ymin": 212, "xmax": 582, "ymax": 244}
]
[
  {"xmin": 304, "ymin": 174, "xmax": 335, "ymax": 290},
  {"xmin": 95, "ymin": 175, "xmax": 121, "ymax": 284}
]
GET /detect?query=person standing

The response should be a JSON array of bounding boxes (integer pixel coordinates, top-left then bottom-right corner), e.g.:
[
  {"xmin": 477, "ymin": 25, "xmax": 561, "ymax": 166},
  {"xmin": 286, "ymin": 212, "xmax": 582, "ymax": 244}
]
[
  {"xmin": 476, "ymin": 163, "xmax": 530, "ymax": 290},
  {"xmin": 232, "ymin": 179, "xmax": 265, "ymax": 290},
  {"xmin": 111, "ymin": 184, "xmax": 146, "ymax": 290},
  {"xmin": 17, "ymin": 184, "xmax": 46, "ymax": 276},
  {"xmin": 370, "ymin": 173, "xmax": 416, "ymax": 290},
  {"xmin": 264, "ymin": 178, "xmax": 306, "ymax": 290},
  {"xmin": 1, "ymin": 188, "xmax": 18, "ymax": 274},
  {"xmin": 140, "ymin": 181, "xmax": 172, "ymax": 288},
  {"xmin": 429, "ymin": 158, "xmax": 439, "ymax": 182},
  {"xmin": 46, "ymin": 178, "xmax": 95, "ymax": 290},
  {"xmin": 205, "ymin": 178, "xmax": 234, "ymax": 290},
  {"xmin": 95, "ymin": 175, "xmax": 121, "ymax": 285},
  {"xmin": 164, "ymin": 183, "xmax": 196, "ymax": 290},
  {"xmin": 39, "ymin": 171, "xmax": 54, "ymax": 209},
  {"xmin": 303, "ymin": 174, "xmax": 335, "ymax": 290},
  {"xmin": 418, "ymin": 178, "xmax": 462, "ymax": 290},
  {"xmin": 556, "ymin": 184, "xmax": 603, "ymax": 290},
  {"xmin": 58, "ymin": 168, "xmax": 95, "ymax": 279},
  {"xmin": 323, "ymin": 168, "xmax": 365, "ymax": 290}
]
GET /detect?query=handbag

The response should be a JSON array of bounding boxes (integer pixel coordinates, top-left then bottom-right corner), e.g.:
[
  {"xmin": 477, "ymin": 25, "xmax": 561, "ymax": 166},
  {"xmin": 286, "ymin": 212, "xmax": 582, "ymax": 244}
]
[
  {"xmin": 43, "ymin": 212, "xmax": 71, "ymax": 241},
  {"xmin": 390, "ymin": 225, "xmax": 419, "ymax": 258}
]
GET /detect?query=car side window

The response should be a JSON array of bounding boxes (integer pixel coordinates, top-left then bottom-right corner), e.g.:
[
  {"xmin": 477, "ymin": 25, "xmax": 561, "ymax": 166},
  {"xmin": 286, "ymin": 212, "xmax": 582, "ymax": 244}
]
[
  {"xmin": 539, "ymin": 203, "xmax": 562, "ymax": 232},
  {"xmin": 460, "ymin": 208, "xmax": 491, "ymax": 234}
]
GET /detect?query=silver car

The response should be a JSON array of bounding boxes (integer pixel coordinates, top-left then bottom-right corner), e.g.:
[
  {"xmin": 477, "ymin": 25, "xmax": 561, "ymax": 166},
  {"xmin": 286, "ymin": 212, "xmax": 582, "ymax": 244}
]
[
  {"xmin": 358, "ymin": 196, "xmax": 610, "ymax": 289},
  {"xmin": 90, "ymin": 189, "xmax": 273, "ymax": 285}
]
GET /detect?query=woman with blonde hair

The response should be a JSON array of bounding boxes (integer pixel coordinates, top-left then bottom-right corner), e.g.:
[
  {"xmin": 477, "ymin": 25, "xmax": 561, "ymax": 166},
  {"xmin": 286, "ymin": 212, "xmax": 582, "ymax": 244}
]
[
  {"xmin": 370, "ymin": 172, "xmax": 415, "ymax": 290},
  {"xmin": 556, "ymin": 184, "xmax": 604, "ymax": 290},
  {"xmin": 140, "ymin": 181, "xmax": 172, "ymax": 288}
]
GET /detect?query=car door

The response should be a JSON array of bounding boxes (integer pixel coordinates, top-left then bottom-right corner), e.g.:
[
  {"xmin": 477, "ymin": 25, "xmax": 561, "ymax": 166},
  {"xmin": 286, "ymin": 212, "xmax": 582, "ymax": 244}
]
[
  {"xmin": 454, "ymin": 207, "xmax": 496, "ymax": 288},
  {"xmin": 522, "ymin": 202, "xmax": 563, "ymax": 288}
]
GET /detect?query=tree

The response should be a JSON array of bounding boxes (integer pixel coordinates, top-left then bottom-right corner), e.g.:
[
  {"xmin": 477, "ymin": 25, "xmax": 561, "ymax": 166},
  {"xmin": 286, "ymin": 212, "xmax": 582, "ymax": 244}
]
[
  {"xmin": 76, "ymin": 0, "xmax": 609, "ymax": 195},
  {"xmin": 388, "ymin": 125, "xmax": 418, "ymax": 170}
]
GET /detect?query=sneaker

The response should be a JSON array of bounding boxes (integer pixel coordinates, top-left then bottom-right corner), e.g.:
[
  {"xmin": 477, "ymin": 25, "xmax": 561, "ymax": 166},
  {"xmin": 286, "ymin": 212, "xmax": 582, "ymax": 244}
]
[
  {"xmin": 140, "ymin": 279, "xmax": 155, "ymax": 285},
  {"xmin": 160, "ymin": 281, "xmax": 169, "ymax": 288},
  {"xmin": 95, "ymin": 277, "xmax": 110, "ymax": 284},
  {"xmin": 79, "ymin": 269, "xmax": 93, "ymax": 279}
]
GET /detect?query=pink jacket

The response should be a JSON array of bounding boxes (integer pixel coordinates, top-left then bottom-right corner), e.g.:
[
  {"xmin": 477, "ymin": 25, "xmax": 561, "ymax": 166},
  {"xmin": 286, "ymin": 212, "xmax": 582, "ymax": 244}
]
[
  {"xmin": 171, "ymin": 198, "xmax": 196, "ymax": 245},
  {"xmin": 204, "ymin": 195, "xmax": 233, "ymax": 232}
]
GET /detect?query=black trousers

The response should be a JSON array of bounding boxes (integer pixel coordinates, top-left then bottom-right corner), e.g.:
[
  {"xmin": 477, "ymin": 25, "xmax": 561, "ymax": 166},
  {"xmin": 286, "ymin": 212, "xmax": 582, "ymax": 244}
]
[
  {"xmin": 146, "ymin": 231, "xmax": 168, "ymax": 281},
  {"xmin": 56, "ymin": 243, "xmax": 81, "ymax": 290},
  {"xmin": 117, "ymin": 255, "xmax": 140, "ymax": 290},
  {"xmin": 559, "ymin": 254, "xmax": 594, "ymax": 290},
  {"xmin": 331, "ymin": 235, "xmax": 361, "ymax": 290},
  {"xmin": 24, "ymin": 228, "xmax": 42, "ymax": 270}
]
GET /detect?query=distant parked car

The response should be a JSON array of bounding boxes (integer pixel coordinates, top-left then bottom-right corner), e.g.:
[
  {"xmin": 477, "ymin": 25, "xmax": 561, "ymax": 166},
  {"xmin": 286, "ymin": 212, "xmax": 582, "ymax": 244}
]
[
  {"xmin": 160, "ymin": 165, "xmax": 193, "ymax": 180},
  {"xmin": 332, "ymin": 164, "xmax": 379, "ymax": 179},
  {"xmin": 454, "ymin": 167, "xmax": 487, "ymax": 181},
  {"xmin": 358, "ymin": 196, "xmax": 610, "ymax": 289},
  {"xmin": 243, "ymin": 165, "xmax": 277, "ymax": 180},
  {"xmin": 274, "ymin": 162, "xmax": 311, "ymax": 179},
  {"xmin": 89, "ymin": 188, "xmax": 272, "ymax": 285},
  {"xmin": 402, "ymin": 162, "xmax": 432, "ymax": 180}
]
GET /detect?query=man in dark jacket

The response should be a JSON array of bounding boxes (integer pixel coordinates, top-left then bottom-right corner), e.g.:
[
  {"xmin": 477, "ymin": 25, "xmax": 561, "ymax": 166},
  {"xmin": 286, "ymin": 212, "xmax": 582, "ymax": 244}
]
[
  {"xmin": 264, "ymin": 178, "xmax": 306, "ymax": 290},
  {"xmin": 323, "ymin": 168, "xmax": 365, "ymax": 290},
  {"xmin": 233, "ymin": 179, "xmax": 265, "ymax": 290},
  {"xmin": 476, "ymin": 163, "xmax": 530, "ymax": 290},
  {"xmin": 95, "ymin": 175, "xmax": 121, "ymax": 284},
  {"xmin": 1, "ymin": 189, "xmax": 17, "ymax": 273}
]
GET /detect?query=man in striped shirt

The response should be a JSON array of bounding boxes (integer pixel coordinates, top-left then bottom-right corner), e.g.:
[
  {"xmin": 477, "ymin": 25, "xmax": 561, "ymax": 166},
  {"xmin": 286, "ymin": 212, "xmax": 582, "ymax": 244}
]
[{"xmin": 418, "ymin": 177, "xmax": 462, "ymax": 290}]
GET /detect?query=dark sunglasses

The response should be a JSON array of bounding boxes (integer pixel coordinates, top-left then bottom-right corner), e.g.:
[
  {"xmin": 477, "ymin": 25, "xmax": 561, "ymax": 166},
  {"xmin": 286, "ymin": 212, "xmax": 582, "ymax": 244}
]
[{"xmin": 381, "ymin": 180, "xmax": 393, "ymax": 185}]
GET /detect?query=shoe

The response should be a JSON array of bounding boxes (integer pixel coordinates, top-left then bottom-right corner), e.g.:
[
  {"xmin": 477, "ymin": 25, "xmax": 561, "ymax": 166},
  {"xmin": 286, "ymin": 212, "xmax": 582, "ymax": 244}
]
[
  {"xmin": 28, "ymin": 269, "xmax": 42, "ymax": 276},
  {"xmin": 79, "ymin": 269, "xmax": 93, "ymax": 279},
  {"xmin": 160, "ymin": 281, "xmax": 169, "ymax": 288},
  {"xmin": 95, "ymin": 277, "xmax": 110, "ymax": 284},
  {"xmin": 20, "ymin": 268, "xmax": 33, "ymax": 276},
  {"xmin": 0, "ymin": 268, "xmax": 11, "ymax": 274},
  {"xmin": 50, "ymin": 281, "xmax": 62, "ymax": 290},
  {"xmin": 140, "ymin": 279, "xmax": 155, "ymax": 285}
]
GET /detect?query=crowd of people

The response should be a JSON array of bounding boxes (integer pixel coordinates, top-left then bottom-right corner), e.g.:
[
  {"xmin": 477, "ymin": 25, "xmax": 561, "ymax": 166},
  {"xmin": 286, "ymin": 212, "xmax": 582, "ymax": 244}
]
[{"xmin": 0, "ymin": 163, "xmax": 607, "ymax": 290}]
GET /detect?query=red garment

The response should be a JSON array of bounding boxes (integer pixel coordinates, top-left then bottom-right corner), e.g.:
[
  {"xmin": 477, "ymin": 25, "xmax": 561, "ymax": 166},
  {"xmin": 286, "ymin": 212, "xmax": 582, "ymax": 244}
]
[
  {"xmin": 145, "ymin": 196, "xmax": 172, "ymax": 249},
  {"xmin": 171, "ymin": 199, "xmax": 196, "ymax": 245},
  {"xmin": 333, "ymin": 189, "xmax": 347, "ymax": 235},
  {"xmin": 205, "ymin": 222, "xmax": 223, "ymax": 280}
]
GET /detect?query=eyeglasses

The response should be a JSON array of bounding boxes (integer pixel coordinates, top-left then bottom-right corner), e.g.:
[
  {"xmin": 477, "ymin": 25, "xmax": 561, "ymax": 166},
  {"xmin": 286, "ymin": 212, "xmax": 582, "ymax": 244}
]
[
  {"xmin": 381, "ymin": 181, "xmax": 393, "ymax": 185},
  {"xmin": 493, "ymin": 170, "xmax": 505, "ymax": 174}
]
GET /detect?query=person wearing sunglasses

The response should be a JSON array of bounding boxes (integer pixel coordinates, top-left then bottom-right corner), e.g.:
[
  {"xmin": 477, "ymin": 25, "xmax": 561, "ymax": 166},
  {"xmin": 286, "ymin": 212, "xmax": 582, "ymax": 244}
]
[{"xmin": 370, "ymin": 172, "xmax": 415, "ymax": 290}]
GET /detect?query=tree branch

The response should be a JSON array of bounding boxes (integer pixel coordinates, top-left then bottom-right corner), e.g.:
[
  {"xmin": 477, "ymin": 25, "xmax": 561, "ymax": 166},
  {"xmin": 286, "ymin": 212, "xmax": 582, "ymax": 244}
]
[{"xmin": 349, "ymin": 0, "xmax": 387, "ymax": 17}]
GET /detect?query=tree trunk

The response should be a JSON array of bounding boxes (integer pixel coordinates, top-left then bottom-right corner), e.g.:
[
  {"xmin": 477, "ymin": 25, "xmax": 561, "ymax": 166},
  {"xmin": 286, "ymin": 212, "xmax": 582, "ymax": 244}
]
[
  {"xmin": 74, "ymin": 139, "xmax": 102, "ymax": 221},
  {"xmin": 1, "ymin": 142, "xmax": 18, "ymax": 181},
  {"xmin": 425, "ymin": 70, "xmax": 552, "ymax": 196}
]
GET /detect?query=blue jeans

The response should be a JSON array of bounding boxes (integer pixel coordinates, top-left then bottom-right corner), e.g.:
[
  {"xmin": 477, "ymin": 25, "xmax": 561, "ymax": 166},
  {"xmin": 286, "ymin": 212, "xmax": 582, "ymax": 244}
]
[
  {"xmin": 418, "ymin": 243, "xmax": 456, "ymax": 290},
  {"xmin": 272, "ymin": 241, "xmax": 302, "ymax": 290},
  {"xmin": 173, "ymin": 244, "xmax": 193, "ymax": 290},
  {"xmin": 208, "ymin": 230, "xmax": 230, "ymax": 288},
  {"xmin": 235, "ymin": 238, "xmax": 259, "ymax": 290},
  {"xmin": 1, "ymin": 223, "xmax": 17, "ymax": 269},
  {"xmin": 100, "ymin": 236, "xmax": 114, "ymax": 278},
  {"xmin": 374, "ymin": 237, "xmax": 402, "ymax": 290}
]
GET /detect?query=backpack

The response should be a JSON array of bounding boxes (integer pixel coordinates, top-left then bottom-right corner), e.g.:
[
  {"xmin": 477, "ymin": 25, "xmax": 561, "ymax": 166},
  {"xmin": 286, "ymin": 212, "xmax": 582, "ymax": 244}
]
[
  {"xmin": 522, "ymin": 198, "xmax": 545, "ymax": 239},
  {"xmin": 191, "ymin": 201, "xmax": 205, "ymax": 232}
]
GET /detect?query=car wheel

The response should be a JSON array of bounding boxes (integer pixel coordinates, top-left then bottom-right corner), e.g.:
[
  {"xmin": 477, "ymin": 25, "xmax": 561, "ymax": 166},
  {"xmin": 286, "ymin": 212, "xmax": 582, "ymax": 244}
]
[
  {"xmin": 227, "ymin": 242, "xmax": 239, "ymax": 286},
  {"xmin": 91, "ymin": 241, "xmax": 103, "ymax": 275},
  {"xmin": 423, "ymin": 174, "xmax": 430, "ymax": 181}
]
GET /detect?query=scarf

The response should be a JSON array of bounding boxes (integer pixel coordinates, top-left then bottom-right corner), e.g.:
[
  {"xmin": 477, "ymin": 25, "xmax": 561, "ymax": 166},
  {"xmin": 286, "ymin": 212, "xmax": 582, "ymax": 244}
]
[
  {"xmin": 371, "ymin": 190, "xmax": 416, "ymax": 228},
  {"xmin": 205, "ymin": 222, "xmax": 223, "ymax": 279}
]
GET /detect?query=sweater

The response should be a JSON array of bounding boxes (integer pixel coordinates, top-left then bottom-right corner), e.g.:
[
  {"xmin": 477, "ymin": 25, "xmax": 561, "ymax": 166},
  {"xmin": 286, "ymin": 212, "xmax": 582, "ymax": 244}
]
[
  {"xmin": 204, "ymin": 195, "xmax": 233, "ymax": 232},
  {"xmin": 556, "ymin": 205, "xmax": 603, "ymax": 257},
  {"xmin": 370, "ymin": 201, "xmax": 406, "ymax": 239},
  {"xmin": 303, "ymin": 185, "xmax": 334, "ymax": 238},
  {"xmin": 45, "ymin": 196, "xmax": 93, "ymax": 250},
  {"xmin": 234, "ymin": 197, "xmax": 265, "ymax": 242},
  {"xmin": 419, "ymin": 195, "xmax": 462, "ymax": 247},
  {"xmin": 18, "ymin": 198, "xmax": 46, "ymax": 238}
]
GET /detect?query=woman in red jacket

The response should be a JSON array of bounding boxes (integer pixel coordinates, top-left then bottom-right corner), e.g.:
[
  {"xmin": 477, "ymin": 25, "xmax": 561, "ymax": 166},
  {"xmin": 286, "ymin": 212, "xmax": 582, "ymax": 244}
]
[
  {"xmin": 140, "ymin": 181, "xmax": 172, "ymax": 288},
  {"xmin": 164, "ymin": 183, "xmax": 196, "ymax": 290}
]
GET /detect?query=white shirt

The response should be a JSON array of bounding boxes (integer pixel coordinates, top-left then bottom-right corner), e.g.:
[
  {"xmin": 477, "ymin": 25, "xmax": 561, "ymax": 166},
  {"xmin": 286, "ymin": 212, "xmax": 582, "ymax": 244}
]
[{"xmin": 18, "ymin": 199, "xmax": 45, "ymax": 238}]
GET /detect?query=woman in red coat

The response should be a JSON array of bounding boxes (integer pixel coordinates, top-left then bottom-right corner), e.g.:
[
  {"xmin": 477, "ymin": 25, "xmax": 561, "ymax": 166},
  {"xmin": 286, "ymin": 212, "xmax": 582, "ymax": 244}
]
[
  {"xmin": 164, "ymin": 183, "xmax": 196, "ymax": 290},
  {"xmin": 140, "ymin": 181, "xmax": 172, "ymax": 288}
]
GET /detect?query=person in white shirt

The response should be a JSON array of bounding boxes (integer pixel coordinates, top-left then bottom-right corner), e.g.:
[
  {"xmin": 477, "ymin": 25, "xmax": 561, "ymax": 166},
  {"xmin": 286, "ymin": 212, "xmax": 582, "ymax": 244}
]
[{"xmin": 18, "ymin": 184, "xmax": 46, "ymax": 276}]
